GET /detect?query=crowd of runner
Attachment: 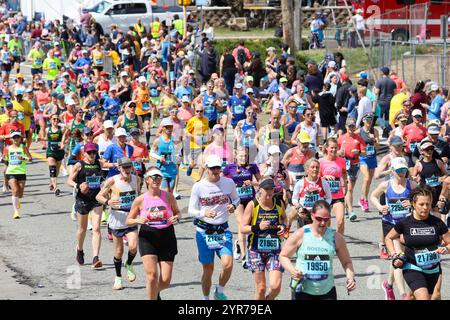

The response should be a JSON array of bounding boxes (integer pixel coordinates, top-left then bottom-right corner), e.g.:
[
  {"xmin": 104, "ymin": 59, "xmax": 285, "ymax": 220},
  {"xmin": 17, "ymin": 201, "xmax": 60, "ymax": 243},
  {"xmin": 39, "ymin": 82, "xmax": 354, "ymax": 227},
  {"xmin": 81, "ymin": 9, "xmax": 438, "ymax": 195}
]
[{"xmin": 0, "ymin": 10, "xmax": 449, "ymax": 301}]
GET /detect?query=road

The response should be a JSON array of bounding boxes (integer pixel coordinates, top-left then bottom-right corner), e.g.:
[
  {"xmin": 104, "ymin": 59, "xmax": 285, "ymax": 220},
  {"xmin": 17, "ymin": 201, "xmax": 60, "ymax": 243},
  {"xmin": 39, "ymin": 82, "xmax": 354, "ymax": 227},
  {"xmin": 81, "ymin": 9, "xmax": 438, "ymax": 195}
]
[{"xmin": 0, "ymin": 63, "xmax": 448, "ymax": 300}]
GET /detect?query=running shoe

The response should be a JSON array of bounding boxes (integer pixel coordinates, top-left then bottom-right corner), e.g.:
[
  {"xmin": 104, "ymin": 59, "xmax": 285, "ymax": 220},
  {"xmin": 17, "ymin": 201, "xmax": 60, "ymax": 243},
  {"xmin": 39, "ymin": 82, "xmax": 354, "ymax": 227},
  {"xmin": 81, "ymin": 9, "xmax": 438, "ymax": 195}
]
[
  {"xmin": 92, "ymin": 256, "xmax": 103, "ymax": 270},
  {"xmin": 107, "ymin": 231, "xmax": 113, "ymax": 241},
  {"xmin": 87, "ymin": 221, "xmax": 93, "ymax": 231},
  {"xmin": 2, "ymin": 184, "xmax": 7, "ymax": 193},
  {"xmin": 186, "ymin": 166, "xmax": 193, "ymax": 177},
  {"xmin": 70, "ymin": 204, "xmax": 77, "ymax": 221},
  {"xmin": 76, "ymin": 249, "xmax": 84, "ymax": 265},
  {"xmin": 54, "ymin": 189, "xmax": 61, "ymax": 197},
  {"xmin": 361, "ymin": 199, "xmax": 369, "ymax": 212},
  {"xmin": 125, "ymin": 262, "xmax": 136, "ymax": 282},
  {"xmin": 60, "ymin": 167, "xmax": 68, "ymax": 177},
  {"xmin": 379, "ymin": 245, "xmax": 389, "ymax": 260},
  {"xmin": 101, "ymin": 210, "xmax": 108, "ymax": 225},
  {"xmin": 358, "ymin": 198, "xmax": 365, "ymax": 209},
  {"xmin": 233, "ymin": 240, "xmax": 241, "ymax": 260},
  {"xmin": 348, "ymin": 212, "xmax": 357, "ymax": 222},
  {"xmin": 214, "ymin": 287, "xmax": 228, "ymax": 300},
  {"xmin": 13, "ymin": 211, "xmax": 20, "ymax": 219},
  {"xmin": 173, "ymin": 192, "xmax": 181, "ymax": 200},
  {"xmin": 382, "ymin": 280, "xmax": 396, "ymax": 300},
  {"xmin": 113, "ymin": 276, "xmax": 123, "ymax": 290}
]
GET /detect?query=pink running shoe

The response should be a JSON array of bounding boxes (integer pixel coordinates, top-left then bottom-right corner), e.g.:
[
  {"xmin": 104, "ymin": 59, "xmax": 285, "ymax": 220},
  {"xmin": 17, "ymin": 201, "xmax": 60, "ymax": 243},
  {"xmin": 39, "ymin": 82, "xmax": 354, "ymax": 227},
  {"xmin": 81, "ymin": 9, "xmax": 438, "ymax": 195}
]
[
  {"xmin": 382, "ymin": 280, "xmax": 396, "ymax": 300},
  {"xmin": 363, "ymin": 199, "xmax": 369, "ymax": 212},
  {"xmin": 380, "ymin": 245, "xmax": 389, "ymax": 260}
]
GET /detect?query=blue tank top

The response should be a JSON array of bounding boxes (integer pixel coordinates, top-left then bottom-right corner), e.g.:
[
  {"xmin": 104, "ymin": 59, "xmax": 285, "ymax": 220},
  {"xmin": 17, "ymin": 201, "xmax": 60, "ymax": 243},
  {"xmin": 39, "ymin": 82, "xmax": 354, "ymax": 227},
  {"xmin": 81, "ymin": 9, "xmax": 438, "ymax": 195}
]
[
  {"xmin": 202, "ymin": 92, "xmax": 217, "ymax": 121},
  {"xmin": 240, "ymin": 120, "xmax": 256, "ymax": 148},
  {"xmin": 286, "ymin": 113, "xmax": 300, "ymax": 135},
  {"xmin": 384, "ymin": 179, "xmax": 412, "ymax": 224},
  {"xmin": 157, "ymin": 137, "xmax": 178, "ymax": 178}
]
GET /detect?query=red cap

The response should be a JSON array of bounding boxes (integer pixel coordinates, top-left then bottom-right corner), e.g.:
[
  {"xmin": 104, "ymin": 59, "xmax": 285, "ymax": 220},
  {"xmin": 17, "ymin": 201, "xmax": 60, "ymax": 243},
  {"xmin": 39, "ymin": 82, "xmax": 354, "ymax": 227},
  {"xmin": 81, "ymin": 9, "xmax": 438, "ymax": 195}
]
[
  {"xmin": 340, "ymin": 73, "xmax": 349, "ymax": 81},
  {"xmin": 84, "ymin": 142, "xmax": 98, "ymax": 153},
  {"xmin": 99, "ymin": 71, "xmax": 108, "ymax": 76}
]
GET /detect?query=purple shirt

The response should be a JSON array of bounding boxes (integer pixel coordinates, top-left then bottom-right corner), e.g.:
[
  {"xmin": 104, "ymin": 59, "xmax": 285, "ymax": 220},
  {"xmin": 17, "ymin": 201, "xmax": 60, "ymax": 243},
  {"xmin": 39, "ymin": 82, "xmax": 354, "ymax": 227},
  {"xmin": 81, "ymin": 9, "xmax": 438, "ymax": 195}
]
[{"xmin": 223, "ymin": 163, "xmax": 259, "ymax": 200}]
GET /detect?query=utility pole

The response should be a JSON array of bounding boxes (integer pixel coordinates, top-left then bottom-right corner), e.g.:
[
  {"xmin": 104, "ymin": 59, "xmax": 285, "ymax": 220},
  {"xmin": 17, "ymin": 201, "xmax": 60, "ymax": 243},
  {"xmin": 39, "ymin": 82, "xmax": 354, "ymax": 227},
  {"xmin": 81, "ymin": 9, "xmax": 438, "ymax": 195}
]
[
  {"xmin": 281, "ymin": 0, "xmax": 295, "ymax": 53},
  {"xmin": 294, "ymin": 0, "xmax": 303, "ymax": 52}
]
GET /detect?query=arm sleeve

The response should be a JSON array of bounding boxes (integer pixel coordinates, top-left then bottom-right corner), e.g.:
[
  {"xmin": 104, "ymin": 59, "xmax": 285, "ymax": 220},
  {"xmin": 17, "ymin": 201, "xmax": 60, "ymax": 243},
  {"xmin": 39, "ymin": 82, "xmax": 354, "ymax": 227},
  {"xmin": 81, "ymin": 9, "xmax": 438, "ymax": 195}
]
[
  {"xmin": 322, "ymin": 178, "xmax": 332, "ymax": 204},
  {"xmin": 229, "ymin": 180, "xmax": 241, "ymax": 207},
  {"xmin": 188, "ymin": 183, "xmax": 204, "ymax": 218},
  {"xmin": 292, "ymin": 180, "xmax": 303, "ymax": 206}
]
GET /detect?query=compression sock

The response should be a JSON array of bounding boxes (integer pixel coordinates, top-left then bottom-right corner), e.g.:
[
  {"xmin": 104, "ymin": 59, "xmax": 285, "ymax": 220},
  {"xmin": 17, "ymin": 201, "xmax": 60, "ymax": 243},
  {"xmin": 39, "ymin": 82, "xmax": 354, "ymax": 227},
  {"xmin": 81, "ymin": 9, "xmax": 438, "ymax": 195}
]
[
  {"xmin": 113, "ymin": 257, "xmax": 122, "ymax": 277},
  {"xmin": 145, "ymin": 131, "xmax": 151, "ymax": 146},
  {"xmin": 12, "ymin": 196, "xmax": 19, "ymax": 211},
  {"xmin": 126, "ymin": 251, "xmax": 136, "ymax": 266}
]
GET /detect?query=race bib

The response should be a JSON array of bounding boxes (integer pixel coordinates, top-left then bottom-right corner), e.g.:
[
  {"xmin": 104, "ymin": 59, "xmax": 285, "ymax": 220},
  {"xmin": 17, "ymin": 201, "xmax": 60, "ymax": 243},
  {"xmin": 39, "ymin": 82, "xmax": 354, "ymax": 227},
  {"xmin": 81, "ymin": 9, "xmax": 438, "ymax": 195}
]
[
  {"xmin": 35, "ymin": 58, "xmax": 42, "ymax": 65},
  {"xmin": 388, "ymin": 199, "xmax": 409, "ymax": 220},
  {"xmin": 9, "ymin": 153, "xmax": 21, "ymax": 166},
  {"xmin": 39, "ymin": 104, "xmax": 45, "ymax": 112},
  {"xmin": 235, "ymin": 104, "xmax": 245, "ymax": 114},
  {"xmin": 425, "ymin": 176, "xmax": 441, "ymax": 188},
  {"xmin": 49, "ymin": 141, "xmax": 60, "ymax": 151},
  {"xmin": 257, "ymin": 236, "xmax": 280, "ymax": 252},
  {"xmin": 95, "ymin": 59, "xmax": 103, "ymax": 65},
  {"xmin": 132, "ymin": 161, "xmax": 142, "ymax": 172},
  {"xmin": 415, "ymin": 250, "xmax": 440, "ymax": 270},
  {"xmin": 302, "ymin": 191, "xmax": 320, "ymax": 209},
  {"xmin": 204, "ymin": 105, "xmax": 215, "ymax": 114},
  {"xmin": 297, "ymin": 104, "xmax": 306, "ymax": 115},
  {"xmin": 345, "ymin": 159, "xmax": 351, "ymax": 171},
  {"xmin": 150, "ymin": 89, "xmax": 159, "ymax": 97},
  {"xmin": 146, "ymin": 206, "xmax": 169, "ymax": 226},
  {"xmin": 86, "ymin": 175, "xmax": 101, "ymax": 189},
  {"xmin": 49, "ymin": 62, "xmax": 57, "ymax": 69},
  {"xmin": 205, "ymin": 233, "xmax": 227, "ymax": 250},
  {"xmin": 328, "ymin": 179, "xmax": 341, "ymax": 194},
  {"xmin": 304, "ymin": 254, "xmax": 331, "ymax": 280},
  {"xmin": 81, "ymin": 76, "xmax": 90, "ymax": 84},
  {"xmin": 141, "ymin": 102, "xmax": 151, "ymax": 111},
  {"xmin": 119, "ymin": 191, "xmax": 136, "ymax": 211},
  {"xmin": 410, "ymin": 142, "xmax": 418, "ymax": 152},
  {"xmin": 237, "ymin": 185, "xmax": 253, "ymax": 198},
  {"xmin": 366, "ymin": 145, "xmax": 375, "ymax": 156}
]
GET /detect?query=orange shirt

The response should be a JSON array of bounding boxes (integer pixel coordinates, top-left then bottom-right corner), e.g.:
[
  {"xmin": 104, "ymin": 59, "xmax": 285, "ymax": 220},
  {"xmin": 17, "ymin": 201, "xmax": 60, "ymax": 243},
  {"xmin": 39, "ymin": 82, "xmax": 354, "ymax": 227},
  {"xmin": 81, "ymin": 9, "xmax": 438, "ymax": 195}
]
[
  {"xmin": 130, "ymin": 141, "xmax": 149, "ymax": 175},
  {"xmin": 135, "ymin": 87, "xmax": 151, "ymax": 116},
  {"xmin": 402, "ymin": 123, "xmax": 427, "ymax": 153},
  {"xmin": 337, "ymin": 133, "xmax": 366, "ymax": 165},
  {"xmin": 0, "ymin": 122, "xmax": 25, "ymax": 146}
]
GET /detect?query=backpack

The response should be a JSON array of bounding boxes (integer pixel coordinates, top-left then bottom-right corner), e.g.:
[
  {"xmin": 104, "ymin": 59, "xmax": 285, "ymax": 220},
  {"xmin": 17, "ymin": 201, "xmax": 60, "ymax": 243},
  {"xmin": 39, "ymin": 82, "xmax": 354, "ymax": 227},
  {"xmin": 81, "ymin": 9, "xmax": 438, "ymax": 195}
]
[{"xmin": 237, "ymin": 47, "xmax": 246, "ymax": 66}]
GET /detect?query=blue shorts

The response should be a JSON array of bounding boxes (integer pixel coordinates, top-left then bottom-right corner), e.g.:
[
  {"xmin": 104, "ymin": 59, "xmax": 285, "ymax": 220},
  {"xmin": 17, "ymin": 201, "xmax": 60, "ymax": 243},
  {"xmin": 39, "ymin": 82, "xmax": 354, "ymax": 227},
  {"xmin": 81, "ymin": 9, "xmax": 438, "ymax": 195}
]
[
  {"xmin": 31, "ymin": 68, "xmax": 43, "ymax": 75},
  {"xmin": 196, "ymin": 230, "xmax": 233, "ymax": 265},
  {"xmin": 359, "ymin": 156, "xmax": 377, "ymax": 169},
  {"xmin": 347, "ymin": 163, "xmax": 360, "ymax": 182},
  {"xmin": 161, "ymin": 176, "xmax": 176, "ymax": 190}
]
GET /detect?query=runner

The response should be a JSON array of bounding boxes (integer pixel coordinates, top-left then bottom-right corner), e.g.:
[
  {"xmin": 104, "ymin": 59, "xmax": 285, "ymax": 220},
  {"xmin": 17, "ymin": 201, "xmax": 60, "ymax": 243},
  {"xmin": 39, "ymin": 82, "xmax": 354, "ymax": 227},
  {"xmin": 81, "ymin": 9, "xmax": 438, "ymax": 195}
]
[
  {"xmin": 96, "ymin": 157, "xmax": 141, "ymax": 290},
  {"xmin": 12, "ymin": 89, "xmax": 33, "ymax": 149},
  {"xmin": 357, "ymin": 113, "xmax": 379, "ymax": 212},
  {"xmin": 188, "ymin": 154, "xmax": 240, "ymax": 300},
  {"xmin": 199, "ymin": 80, "xmax": 220, "ymax": 129},
  {"xmin": 280, "ymin": 200, "xmax": 356, "ymax": 300},
  {"xmin": 0, "ymin": 42, "xmax": 14, "ymax": 83},
  {"xmin": 385, "ymin": 187, "xmax": 450, "ymax": 300},
  {"xmin": 338, "ymin": 118, "xmax": 366, "ymax": 222},
  {"xmin": 241, "ymin": 177, "xmax": 286, "ymax": 300},
  {"xmin": 282, "ymin": 132, "xmax": 315, "ymax": 187},
  {"xmin": 133, "ymin": 76, "xmax": 152, "ymax": 147},
  {"xmin": 150, "ymin": 118, "xmax": 178, "ymax": 193},
  {"xmin": 402, "ymin": 109, "xmax": 427, "ymax": 171},
  {"xmin": 370, "ymin": 157, "xmax": 415, "ymax": 300},
  {"xmin": 185, "ymin": 104, "xmax": 209, "ymax": 177},
  {"xmin": 228, "ymin": 83, "xmax": 251, "ymax": 129},
  {"xmin": 319, "ymin": 137, "xmax": 347, "ymax": 235},
  {"xmin": 115, "ymin": 101, "xmax": 143, "ymax": 133},
  {"xmin": 234, "ymin": 106, "xmax": 260, "ymax": 165},
  {"xmin": 3, "ymin": 131, "xmax": 32, "ymax": 219},
  {"xmin": 223, "ymin": 146, "xmax": 261, "ymax": 261},
  {"xmin": 67, "ymin": 142, "xmax": 104, "ymax": 269},
  {"xmin": 126, "ymin": 167, "xmax": 181, "ymax": 300},
  {"xmin": 129, "ymin": 127, "xmax": 149, "ymax": 184}
]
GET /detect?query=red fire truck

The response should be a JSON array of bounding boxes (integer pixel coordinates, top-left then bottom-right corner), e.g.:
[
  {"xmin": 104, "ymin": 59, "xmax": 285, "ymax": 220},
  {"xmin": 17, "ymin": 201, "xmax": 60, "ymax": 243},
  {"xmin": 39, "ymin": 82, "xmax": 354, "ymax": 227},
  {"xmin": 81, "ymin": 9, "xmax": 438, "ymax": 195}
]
[{"xmin": 356, "ymin": 0, "xmax": 450, "ymax": 41}]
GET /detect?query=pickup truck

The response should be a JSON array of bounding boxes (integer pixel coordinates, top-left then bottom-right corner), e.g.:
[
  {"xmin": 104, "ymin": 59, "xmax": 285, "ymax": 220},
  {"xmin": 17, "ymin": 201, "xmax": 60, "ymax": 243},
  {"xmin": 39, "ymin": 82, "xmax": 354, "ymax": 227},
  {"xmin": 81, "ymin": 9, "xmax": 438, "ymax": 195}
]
[{"xmin": 86, "ymin": 0, "xmax": 185, "ymax": 35}]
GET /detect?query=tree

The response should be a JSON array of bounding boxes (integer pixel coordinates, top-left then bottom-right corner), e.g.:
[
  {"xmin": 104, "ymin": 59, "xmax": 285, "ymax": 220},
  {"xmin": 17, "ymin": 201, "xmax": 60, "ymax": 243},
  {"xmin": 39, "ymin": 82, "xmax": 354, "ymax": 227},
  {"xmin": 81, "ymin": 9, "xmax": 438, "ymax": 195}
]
[{"xmin": 281, "ymin": 0, "xmax": 295, "ymax": 53}]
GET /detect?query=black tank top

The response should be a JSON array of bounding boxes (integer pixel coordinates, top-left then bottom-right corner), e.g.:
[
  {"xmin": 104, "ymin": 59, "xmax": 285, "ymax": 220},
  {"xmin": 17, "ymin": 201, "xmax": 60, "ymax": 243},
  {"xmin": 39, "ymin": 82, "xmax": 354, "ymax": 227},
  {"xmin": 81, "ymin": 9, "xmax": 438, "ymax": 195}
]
[
  {"xmin": 222, "ymin": 54, "xmax": 237, "ymax": 72},
  {"xmin": 419, "ymin": 158, "xmax": 442, "ymax": 188},
  {"xmin": 76, "ymin": 160, "xmax": 103, "ymax": 201}
]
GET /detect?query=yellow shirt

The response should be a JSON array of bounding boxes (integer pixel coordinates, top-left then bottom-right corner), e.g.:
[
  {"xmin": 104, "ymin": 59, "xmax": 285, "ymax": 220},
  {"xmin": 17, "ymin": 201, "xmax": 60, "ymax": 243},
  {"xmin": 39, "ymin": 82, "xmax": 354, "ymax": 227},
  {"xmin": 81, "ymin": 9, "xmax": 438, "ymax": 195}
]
[
  {"xmin": 0, "ymin": 113, "xmax": 9, "ymax": 127},
  {"xmin": 92, "ymin": 50, "xmax": 104, "ymax": 66},
  {"xmin": 389, "ymin": 92, "xmax": 408, "ymax": 128},
  {"xmin": 13, "ymin": 100, "xmax": 32, "ymax": 130},
  {"xmin": 135, "ymin": 87, "xmax": 151, "ymax": 116},
  {"xmin": 186, "ymin": 116, "xmax": 209, "ymax": 149},
  {"xmin": 108, "ymin": 50, "xmax": 120, "ymax": 67}
]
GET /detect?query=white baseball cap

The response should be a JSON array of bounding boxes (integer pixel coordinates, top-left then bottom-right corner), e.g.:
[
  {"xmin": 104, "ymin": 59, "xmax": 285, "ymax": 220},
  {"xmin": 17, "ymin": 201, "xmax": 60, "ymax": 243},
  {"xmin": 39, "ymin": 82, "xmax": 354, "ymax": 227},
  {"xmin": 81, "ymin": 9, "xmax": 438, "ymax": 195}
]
[
  {"xmin": 138, "ymin": 76, "xmax": 147, "ymax": 83},
  {"xmin": 234, "ymin": 83, "xmax": 243, "ymax": 89},
  {"xmin": 328, "ymin": 61, "xmax": 336, "ymax": 68},
  {"xmin": 391, "ymin": 157, "xmax": 408, "ymax": 170},
  {"xmin": 205, "ymin": 154, "xmax": 223, "ymax": 168},
  {"xmin": 66, "ymin": 99, "xmax": 76, "ymax": 105},
  {"xmin": 144, "ymin": 168, "xmax": 163, "ymax": 179},
  {"xmin": 115, "ymin": 128, "xmax": 127, "ymax": 137},
  {"xmin": 120, "ymin": 71, "xmax": 129, "ymax": 77},
  {"xmin": 246, "ymin": 88, "xmax": 254, "ymax": 94},
  {"xmin": 412, "ymin": 109, "xmax": 422, "ymax": 117},
  {"xmin": 430, "ymin": 83, "xmax": 439, "ymax": 91},
  {"xmin": 103, "ymin": 120, "xmax": 114, "ymax": 129},
  {"xmin": 268, "ymin": 145, "xmax": 281, "ymax": 155},
  {"xmin": 181, "ymin": 96, "xmax": 190, "ymax": 103},
  {"xmin": 160, "ymin": 117, "xmax": 174, "ymax": 127}
]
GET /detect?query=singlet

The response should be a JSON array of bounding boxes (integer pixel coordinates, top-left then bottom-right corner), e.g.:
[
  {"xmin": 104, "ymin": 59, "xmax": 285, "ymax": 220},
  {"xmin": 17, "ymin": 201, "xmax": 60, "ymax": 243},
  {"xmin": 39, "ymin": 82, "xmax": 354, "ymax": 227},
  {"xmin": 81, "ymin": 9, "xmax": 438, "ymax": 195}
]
[
  {"xmin": 139, "ymin": 191, "xmax": 173, "ymax": 230},
  {"xmin": 287, "ymin": 147, "xmax": 313, "ymax": 174},
  {"xmin": 286, "ymin": 113, "xmax": 300, "ymax": 135},
  {"xmin": 202, "ymin": 92, "xmax": 217, "ymax": 121},
  {"xmin": 156, "ymin": 137, "xmax": 177, "ymax": 178},
  {"xmin": 384, "ymin": 179, "xmax": 412, "ymax": 224},
  {"xmin": 264, "ymin": 125, "xmax": 285, "ymax": 145},
  {"xmin": 122, "ymin": 114, "xmax": 139, "ymax": 133},
  {"xmin": 149, "ymin": 81, "xmax": 159, "ymax": 98},
  {"xmin": 80, "ymin": 73, "xmax": 90, "ymax": 88},
  {"xmin": 418, "ymin": 158, "xmax": 442, "ymax": 189},
  {"xmin": 47, "ymin": 127, "xmax": 63, "ymax": 153},
  {"xmin": 299, "ymin": 122, "xmax": 318, "ymax": 147},
  {"xmin": 240, "ymin": 120, "xmax": 257, "ymax": 148},
  {"xmin": 5, "ymin": 144, "xmax": 27, "ymax": 175},
  {"xmin": 75, "ymin": 160, "xmax": 103, "ymax": 201},
  {"xmin": 224, "ymin": 163, "xmax": 259, "ymax": 201},
  {"xmin": 360, "ymin": 127, "xmax": 376, "ymax": 158},
  {"xmin": 98, "ymin": 134, "xmax": 115, "ymax": 159},
  {"xmin": 248, "ymin": 198, "xmax": 284, "ymax": 253},
  {"xmin": 295, "ymin": 226, "xmax": 336, "ymax": 296},
  {"xmin": 64, "ymin": 112, "xmax": 75, "ymax": 126},
  {"xmin": 92, "ymin": 50, "xmax": 104, "ymax": 66},
  {"xmin": 109, "ymin": 174, "xmax": 138, "ymax": 230},
  {"xmin": 295, "ymin": 178, "xmax": 326, "ymax": 210},
  {"xmin": 319, "ymin": 157, "xmax": 346, "ymax": 200},
  {"xmin": 136, "ymin": 88, "xmax": 151, "ymax": 115},
  {"xmin": 90, "ymin": 118, "xmax": 102, "ymax": 135},
  {"xmin": 272, "ymin": 98, "xmax": 283, "ymax": 113}
]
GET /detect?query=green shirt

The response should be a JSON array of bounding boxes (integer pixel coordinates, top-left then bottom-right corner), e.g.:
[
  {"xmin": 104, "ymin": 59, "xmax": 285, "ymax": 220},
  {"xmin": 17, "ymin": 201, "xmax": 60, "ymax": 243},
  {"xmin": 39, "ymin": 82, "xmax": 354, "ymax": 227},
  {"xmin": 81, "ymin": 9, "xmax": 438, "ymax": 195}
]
[
  {"xmin": 28, "ymin": 48, "xmax": 44, "ymax": 69},
  {"xmin": 5, "ymin": 144, "xmax": 27, "ymax": 175},
  {"xmin": 43, "ymin": 57, "xmax": 62, "ymax": 81},
  {"xmin": 8, "ymin": 39, "xmax": 22, "ymax": 56}
]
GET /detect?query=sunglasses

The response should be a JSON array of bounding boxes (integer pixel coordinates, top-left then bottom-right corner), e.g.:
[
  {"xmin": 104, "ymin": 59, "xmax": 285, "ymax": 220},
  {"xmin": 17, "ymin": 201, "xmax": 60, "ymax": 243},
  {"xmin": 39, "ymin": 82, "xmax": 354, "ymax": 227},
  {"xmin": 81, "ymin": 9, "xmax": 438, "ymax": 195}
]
[
  {"xmin": 289, "ymin": 106, "xmax": 297, "ymax": 109},
  {"xmin": 305, "ymin": 113, "xmax": 313, "ymax": 116},
  {"xmin": 12, "ymin": 135, "xmax": 21, "ymax": 139},
  {"xmin": 395, "ymin": 168, "xmax": 408, "ymax": 174},
  {"xmin": 128, "ymin": 105, "xmax": 136, "ymax": 109},
  {"xmin": 423, "ymin": 147, "xmax": 434, "ymax": 152},
  {"xmin": 131, "ymin": 132, "xmax": 140, "ymax": 137},
  {"xmin": 86, "ymin": 151, "xmax": 97, "ymax": 155},
  {"xmin": 196, "ymin": 110, "xmax": 204, "ymax": 113},
  {"xmin": 313, "ymin": 215, "xmax": 331, "ymax": 223},
  {"xmin": 51, "ymin": 118, "xmax": 59, "ymax": 121},
  {"xmin": 149, "ymin": 175, "xmax": 163, "ymax": 180},
  {"xmin": 413, "ymin": 115, "xmax": 422, "ymax": 118}
]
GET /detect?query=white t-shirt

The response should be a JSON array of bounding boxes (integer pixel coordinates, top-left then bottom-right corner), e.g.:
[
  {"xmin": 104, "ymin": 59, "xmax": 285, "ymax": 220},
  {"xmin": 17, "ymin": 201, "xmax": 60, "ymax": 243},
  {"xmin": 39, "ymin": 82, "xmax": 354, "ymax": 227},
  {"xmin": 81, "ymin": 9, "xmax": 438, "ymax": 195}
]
[
  {"xmin": 355, "ymin": 14, "xmax": 365, "ymax": 31},
  {"xmin": 356, "ymin": 96, "xmax": 372, "ymax": 126},
  {"xmin": 189, "ymin": 177, "xmax": 240, "ymax": 226}
]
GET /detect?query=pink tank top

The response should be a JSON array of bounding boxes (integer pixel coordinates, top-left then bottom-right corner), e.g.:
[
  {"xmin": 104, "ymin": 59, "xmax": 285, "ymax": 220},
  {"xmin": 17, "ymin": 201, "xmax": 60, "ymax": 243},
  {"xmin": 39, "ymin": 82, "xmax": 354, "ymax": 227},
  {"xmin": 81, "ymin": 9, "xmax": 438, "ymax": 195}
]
[
  {"xmin": 319, "ymin": 157, "xmax": 346, "ymax": 200},
  {"xmin": 139, "ymin": 191, "xmax": 173, "ymax": 229}
]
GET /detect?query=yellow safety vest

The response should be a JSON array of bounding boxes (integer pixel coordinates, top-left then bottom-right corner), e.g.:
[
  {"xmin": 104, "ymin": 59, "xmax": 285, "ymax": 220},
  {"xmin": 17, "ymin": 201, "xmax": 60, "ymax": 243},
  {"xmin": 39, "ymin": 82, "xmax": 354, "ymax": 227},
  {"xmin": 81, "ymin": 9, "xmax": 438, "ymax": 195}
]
[
  {"xmin": 134, "ymin": 23, "xmax": 145, "ymax": 36},
  {"xmin": 173, "ymin": 19, "xmax": 184, "ymax": 36},
  {"xmin": 151, "ymin": 21, "xmax": 161, "ymax": 38}
]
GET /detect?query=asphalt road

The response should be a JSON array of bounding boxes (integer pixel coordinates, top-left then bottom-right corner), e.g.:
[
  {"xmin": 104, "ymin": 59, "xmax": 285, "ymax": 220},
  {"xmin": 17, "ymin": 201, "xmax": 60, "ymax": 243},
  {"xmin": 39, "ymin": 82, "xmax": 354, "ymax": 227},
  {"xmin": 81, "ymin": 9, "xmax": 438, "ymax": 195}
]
[{"xmin": 0, "ymin": 63, "xmax": 448, "ymax": 300}]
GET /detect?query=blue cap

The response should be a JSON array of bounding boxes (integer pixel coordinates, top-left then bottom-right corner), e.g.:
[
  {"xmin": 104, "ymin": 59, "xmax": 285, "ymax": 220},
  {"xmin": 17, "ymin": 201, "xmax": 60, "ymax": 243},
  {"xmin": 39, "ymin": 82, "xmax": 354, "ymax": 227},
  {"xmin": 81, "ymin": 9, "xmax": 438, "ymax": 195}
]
[
  {"xmin": 16, "ymin": 89, "xmax": 24, "ymax": 95},
  {"xmin": 83, "ymin": 126, "xmax": 92, "ymax": 135},
  {"xmin": 6, "ymin": 101, "xmax": 13, "ymax": 107},
  {"xmin": 57, "ymin": 93, "xmax": 65, "ymax": 100},
  {"xmin": 88, "ymin": 85, "xmax": 96, "ymax": 91},
  {"xmin": 359, "ymin": 72, "xmax": 368, "ymax": 79},
  {"xmin": 129, "ymin": 127, "xmax": 140, "ymax": 135},
  {"xmin": 51, "ymin": 92, "xmax": 58, "ymax": 97},
  {"xmin": 380, "ymin": 67, "xmax": 390, "ymax": 75},
  {"xmin": 270, "ymin": 86, "xmax": 279, "ymax": 93}
]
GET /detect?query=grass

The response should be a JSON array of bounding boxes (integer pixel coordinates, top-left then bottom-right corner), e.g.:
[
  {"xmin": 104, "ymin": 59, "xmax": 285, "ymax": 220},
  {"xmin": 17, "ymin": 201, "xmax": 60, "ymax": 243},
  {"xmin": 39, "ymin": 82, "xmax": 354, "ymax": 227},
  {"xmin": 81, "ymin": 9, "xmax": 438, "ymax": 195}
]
[{"xmin": 214, "ymin": 27, "xmax": 277, "ymax": 39}]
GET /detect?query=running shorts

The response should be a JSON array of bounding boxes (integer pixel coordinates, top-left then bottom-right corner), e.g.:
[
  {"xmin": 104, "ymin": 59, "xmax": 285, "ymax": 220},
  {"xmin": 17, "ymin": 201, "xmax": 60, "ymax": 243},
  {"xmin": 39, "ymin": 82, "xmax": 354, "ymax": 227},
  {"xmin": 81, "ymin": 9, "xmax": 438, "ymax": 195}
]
[
  {"xmin": 196, "ymin": 229, "xmax": 233, "ymax": 265},
  {"xmin": 138, "ymin": 224, "xmax": 177, "ymax": 261}
]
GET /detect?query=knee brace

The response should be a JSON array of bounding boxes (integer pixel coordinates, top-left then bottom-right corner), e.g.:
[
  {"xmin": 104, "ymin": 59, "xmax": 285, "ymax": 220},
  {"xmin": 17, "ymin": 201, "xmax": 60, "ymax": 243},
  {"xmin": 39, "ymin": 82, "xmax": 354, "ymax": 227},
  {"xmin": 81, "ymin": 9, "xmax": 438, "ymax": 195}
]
[{"xmin": 49, "ymin": 165, "xmax": 57, "ymax": 177}]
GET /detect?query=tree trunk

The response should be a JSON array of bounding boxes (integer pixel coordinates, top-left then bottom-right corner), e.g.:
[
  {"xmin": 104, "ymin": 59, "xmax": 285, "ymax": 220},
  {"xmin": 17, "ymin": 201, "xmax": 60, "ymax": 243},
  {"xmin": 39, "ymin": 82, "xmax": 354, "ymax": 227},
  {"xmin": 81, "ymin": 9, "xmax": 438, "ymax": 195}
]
[{"xmin": 281, "ymin": 0, "xmax": 296, "ymax": 52}]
